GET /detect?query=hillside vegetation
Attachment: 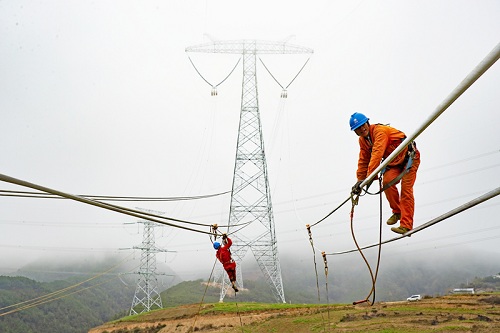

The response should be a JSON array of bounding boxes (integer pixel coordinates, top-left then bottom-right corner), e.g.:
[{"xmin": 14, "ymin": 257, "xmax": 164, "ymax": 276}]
[
  {"xmin": 90, "ymin": 294, "xmax": 500, "ymax": 333},
  {"xmin": 0, "ymin": 251, "xmax": 498, "ymax": 333},
  {"xmin": 0, "ymin": 275, "xmax": 134, "ymax": 333}
]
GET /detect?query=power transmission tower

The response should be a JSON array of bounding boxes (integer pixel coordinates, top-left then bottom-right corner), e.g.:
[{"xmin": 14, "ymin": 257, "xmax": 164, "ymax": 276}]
[
  {"xmin": 186, "ymin": 39, "xmax": 313, "ymax": 303},
  {"xmin": 130, "ymin": 210, "xmax": 170, "ymax": 315}
]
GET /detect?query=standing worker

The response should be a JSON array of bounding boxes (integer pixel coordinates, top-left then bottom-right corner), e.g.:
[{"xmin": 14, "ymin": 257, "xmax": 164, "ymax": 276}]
[
  {"xmin": 213, "ymin": 234, "xmax": 239, "ymax": 292},
  {"xmin": 349, "ymin": 112, "xmax": 421, "ymax": 235}
]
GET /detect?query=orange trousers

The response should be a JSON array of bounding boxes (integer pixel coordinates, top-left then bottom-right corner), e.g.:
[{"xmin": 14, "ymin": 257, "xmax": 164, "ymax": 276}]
[{"xmin": 382, "ymin": 150, "xmax": 420, "ymax": 230}]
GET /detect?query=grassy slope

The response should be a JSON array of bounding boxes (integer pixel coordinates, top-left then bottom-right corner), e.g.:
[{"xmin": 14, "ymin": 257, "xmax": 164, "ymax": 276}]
[{"xmin": 92, "ymin": 294, "xmax": 500, "ymax": 333}]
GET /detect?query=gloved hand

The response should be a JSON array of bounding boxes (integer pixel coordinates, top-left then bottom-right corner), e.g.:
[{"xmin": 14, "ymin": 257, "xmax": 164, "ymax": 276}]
[
  {"xmin": 222, "ymin": 233, "xmax": 227, "ymax": 239},
  {"xmin": 352, "ymin": 178, "xmax": 376, "ymax": 195},
  {"xmin": 351, "ymin": 180, "xmax": 364, "ymax": 195}
]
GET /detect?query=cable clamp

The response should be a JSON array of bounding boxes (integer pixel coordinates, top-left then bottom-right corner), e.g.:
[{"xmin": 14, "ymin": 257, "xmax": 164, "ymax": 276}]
[{"xmin": 322, "ymin": 251, "xmax": 328, "ymax": 276}]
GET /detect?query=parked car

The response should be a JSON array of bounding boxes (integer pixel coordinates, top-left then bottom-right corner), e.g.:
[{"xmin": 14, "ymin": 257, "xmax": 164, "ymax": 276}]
[{"xmin": 407, "ymin": 294, "xmax": 422, "ymax": 301}]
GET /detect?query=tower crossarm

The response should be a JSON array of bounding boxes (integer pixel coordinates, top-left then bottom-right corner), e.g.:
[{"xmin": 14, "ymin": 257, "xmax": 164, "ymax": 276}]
[{"xmin": 186, "ymin": 39, "xmax": 313, "ymax": 55}]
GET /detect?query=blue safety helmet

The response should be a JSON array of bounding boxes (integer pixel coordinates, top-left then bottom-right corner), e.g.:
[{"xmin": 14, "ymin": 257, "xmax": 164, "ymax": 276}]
[
  {"xmin": 213, "ymin": 242, "xmax": 221, "ymax": 250},
  {"xmin": 349, "ymin": 112, "xmax": 369, "ymax": 131}
]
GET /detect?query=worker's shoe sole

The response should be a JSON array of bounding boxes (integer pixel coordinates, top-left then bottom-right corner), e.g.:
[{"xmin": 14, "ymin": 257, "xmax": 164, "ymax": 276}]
[
  {"xmin": 232, "ymin": 286, "xmax": 239, "ymax": 292},
  {"xmin": 391, "ymin": 226, "xmax": 411, "ymax": 235},
  {"xmin": 386, "ymin": 213, "xmax": 401, "ymax": 225}
]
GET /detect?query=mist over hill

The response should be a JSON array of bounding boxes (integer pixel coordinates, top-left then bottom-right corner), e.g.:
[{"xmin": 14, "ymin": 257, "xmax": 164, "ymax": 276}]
[
  {"xmin": 163, "ymin": 247, "xmax": 499, "ymax": 306},
  {"xmin": 284, "ymin": 248, "xmax": 499, "ymax": 303},
  {"xmin": 0, "ymin": 248, "xmax": 498, "ymax": 333}
]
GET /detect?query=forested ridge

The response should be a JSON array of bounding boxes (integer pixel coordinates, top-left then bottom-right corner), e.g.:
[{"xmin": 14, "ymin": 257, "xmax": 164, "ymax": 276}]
[{"xmin": 0, "ymin": 274, "xmax": 134, "ymax": 333}]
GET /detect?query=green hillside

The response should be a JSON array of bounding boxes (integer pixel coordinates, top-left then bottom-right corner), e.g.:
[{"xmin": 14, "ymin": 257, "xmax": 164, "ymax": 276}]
[
  {"xmin": 92, "ymin": 294, "xmax": 500, "ymax": 333},
  {"xmin": 0, "ymin": 274, "xmax": 134, "ymax": 333},
  {"xmin": 1, "ymin": 251, "xmax": 498, "ymax": 333}
]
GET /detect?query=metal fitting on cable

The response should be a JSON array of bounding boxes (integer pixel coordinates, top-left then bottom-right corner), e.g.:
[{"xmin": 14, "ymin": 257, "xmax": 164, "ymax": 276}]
[
  {"xmin": 322, "ymin": 251, "xmax": 328, "ymax": 276},
  {"xmin": 306, "ymin": 224, "xmax": 313, "ymax": 245},
  {"xmin": 350, "ymin": 192, "xmax": 360, "ymax": 206},
  {"xmin": 210, "ymin": 224, "xmax": 219, "ymax": 239}
]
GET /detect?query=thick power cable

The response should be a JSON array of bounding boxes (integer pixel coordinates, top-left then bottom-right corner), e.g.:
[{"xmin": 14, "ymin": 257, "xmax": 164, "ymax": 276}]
[
  {"xmin": 311, "ymin": 40, "xmax": 499, "ymax": 301},
  {"xmin": 0, "ymin": 189, "xmax": 230, "ymax": 201},
  {"xmin": 97, "ymin": 200, "xmax": 248, "ymax": 229},
  {"xmin": 0, "ymin": 173, "xmax": 215, "ymax": 235},
  {"xmin": 327, "ymin": 187, "xmax": 500, "ymax": 256},
  {"xmin": 358, "ymin": 42, "xmax": 499, "ymax": 190},
  {"xmin": 310, "ymin": 42, "xmax": 499, "ymax": 228},
  {"xmin": 0, "ymin": 174, "xmax": 251, "ymax": 230}
]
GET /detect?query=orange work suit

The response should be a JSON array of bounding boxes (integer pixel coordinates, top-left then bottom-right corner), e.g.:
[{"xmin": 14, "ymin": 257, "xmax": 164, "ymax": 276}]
[{"xmin": 356, "ymin": 124, "xmax": 421, "ymax": 230}]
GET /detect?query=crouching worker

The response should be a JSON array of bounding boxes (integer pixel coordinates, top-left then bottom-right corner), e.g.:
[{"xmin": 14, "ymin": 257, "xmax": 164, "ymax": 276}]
[{"xmin": 213, "ymin": 233, "xmax": 238, "ymax": 292}]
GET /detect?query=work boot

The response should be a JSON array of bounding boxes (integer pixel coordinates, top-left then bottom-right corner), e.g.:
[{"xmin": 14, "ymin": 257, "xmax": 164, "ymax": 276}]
[
  {"xmin": 386, "ymin": 213, "xmax": 401, "ymax": 225},
  {"xmin": 391, "ymin": 226, "xmax": 410, "ymax": 235},
  {"xmin": 232, "ymin": 284, "xmax": 239, "ymax": 292}
]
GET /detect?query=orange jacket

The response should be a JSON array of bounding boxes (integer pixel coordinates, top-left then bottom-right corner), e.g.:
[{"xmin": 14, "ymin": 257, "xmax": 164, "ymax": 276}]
[{"xmin": 356, "ymin": 124, "xmax": 407, "ymax": 180}]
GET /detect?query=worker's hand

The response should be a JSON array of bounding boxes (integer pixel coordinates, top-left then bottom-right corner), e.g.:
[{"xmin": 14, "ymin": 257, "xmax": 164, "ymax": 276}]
[
  {"xmin": 351, "ymin": 180, "xmax": 364, "ymax": 195},
  {"xmin": 222, "ymin": 233, "xmax": 227, "ymax": 239}
]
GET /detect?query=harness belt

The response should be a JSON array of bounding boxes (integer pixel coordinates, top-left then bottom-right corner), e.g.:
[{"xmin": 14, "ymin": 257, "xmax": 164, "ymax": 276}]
[{"xmin": 378, "ymin": 141, "xmax": 417, "ymax": 192}]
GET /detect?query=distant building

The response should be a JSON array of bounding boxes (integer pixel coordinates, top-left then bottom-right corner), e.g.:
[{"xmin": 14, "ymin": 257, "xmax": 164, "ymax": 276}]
[{"xmin": 453, "ymin": 288, "xmax": 475, "ymax": 294}]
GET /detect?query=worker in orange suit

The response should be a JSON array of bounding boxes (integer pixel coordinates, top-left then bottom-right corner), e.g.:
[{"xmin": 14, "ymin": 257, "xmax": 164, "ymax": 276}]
[
  {"xmin": 349, "ymin": 112, "xmax": 421, "ymax": 234},
  {"xmin": 213, "ymin": 233, "xmax": 238, "ymax": 292}
]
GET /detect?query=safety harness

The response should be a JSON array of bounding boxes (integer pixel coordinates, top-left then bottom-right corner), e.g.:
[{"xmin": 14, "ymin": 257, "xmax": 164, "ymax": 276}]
[{"xmin": 366, "ymin": 139, "xmax": 417, "ymax": 195}]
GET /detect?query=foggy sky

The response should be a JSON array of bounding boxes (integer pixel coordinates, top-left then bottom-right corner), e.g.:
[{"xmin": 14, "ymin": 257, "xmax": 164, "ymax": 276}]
[{"xmin": 1, "ymin": 0, "xmax": 499, "ymax": 280}]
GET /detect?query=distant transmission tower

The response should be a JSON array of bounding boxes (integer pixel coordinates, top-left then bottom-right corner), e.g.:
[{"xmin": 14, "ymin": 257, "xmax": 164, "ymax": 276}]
[
  {"xmin": 186, "ymin": 39, "xmax": 313, "ymax": 303},
  {"xmin": 130, "ymin": 210, "xmax": 170, "ymax": 315}
]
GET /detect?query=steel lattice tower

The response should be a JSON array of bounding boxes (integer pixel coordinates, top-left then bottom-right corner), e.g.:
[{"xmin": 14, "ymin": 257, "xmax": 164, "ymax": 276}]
[
  {"xmin": 186, "ymin": 40, "xmax": 313, "ymax": 303},
  {"xmin": 130, "ymin": 214, "xmax": 169, "ymax": 315}
]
